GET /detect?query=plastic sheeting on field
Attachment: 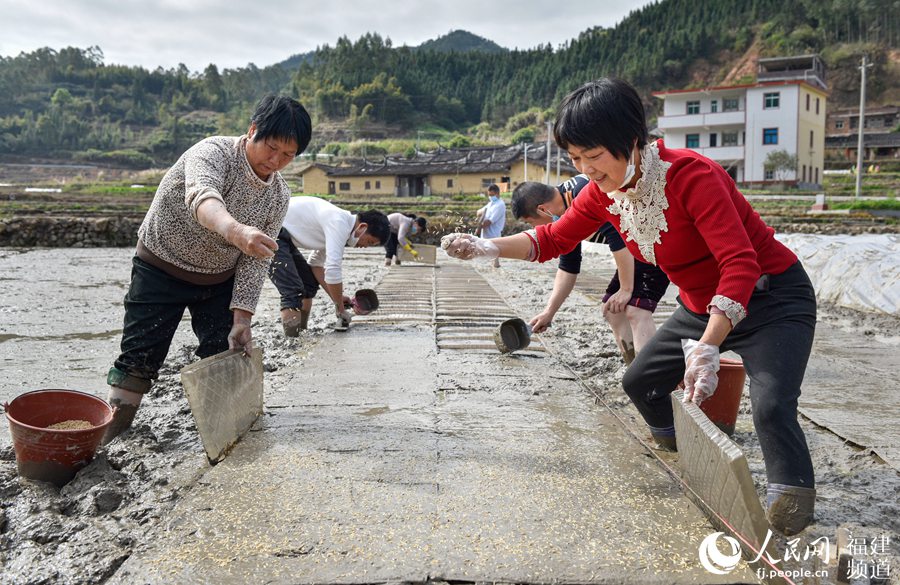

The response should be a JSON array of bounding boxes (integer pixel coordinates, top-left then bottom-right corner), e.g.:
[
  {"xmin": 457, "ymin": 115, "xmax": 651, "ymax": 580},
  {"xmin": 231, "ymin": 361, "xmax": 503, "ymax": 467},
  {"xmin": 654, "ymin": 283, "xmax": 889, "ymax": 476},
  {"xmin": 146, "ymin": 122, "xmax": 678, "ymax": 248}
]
[
  {"xmin": 776, "ymin": 233, "xmax": 900, "ymax": 315},
  {"xmin": 584, "ymin": 234, "xmax": 900, "ymax": 315}
]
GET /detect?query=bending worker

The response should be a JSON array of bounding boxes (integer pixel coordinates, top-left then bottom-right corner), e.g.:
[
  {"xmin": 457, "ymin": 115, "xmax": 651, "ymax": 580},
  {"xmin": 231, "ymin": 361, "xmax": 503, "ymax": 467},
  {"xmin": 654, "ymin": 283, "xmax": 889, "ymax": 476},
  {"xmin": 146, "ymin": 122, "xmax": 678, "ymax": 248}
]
[
  {"xmin": 384, "ymin": 213, "xmax": 427, "ymax": 266},
  {"xmin": 511, "ymin": 175, "xmax": 669, "ymax": 363},
  {"xmin": 269, "ymin": 196, "xmax": 390, "ymax": 334},
  {"xmin": 443, "ymin": 78, "xmax": 818, "ymax": 536},
  {"xmin": 104, "ymin": 95, "xmax": 312, "ymax": 443}
]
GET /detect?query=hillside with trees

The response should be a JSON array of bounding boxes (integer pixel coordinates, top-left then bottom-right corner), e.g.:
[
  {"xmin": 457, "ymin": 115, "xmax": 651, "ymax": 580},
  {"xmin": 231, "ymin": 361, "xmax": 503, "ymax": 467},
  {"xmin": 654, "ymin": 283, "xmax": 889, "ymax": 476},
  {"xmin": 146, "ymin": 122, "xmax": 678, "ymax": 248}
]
[{"xmin": 0, "ymin": 0, "xmax": 897, "ymax": 167}]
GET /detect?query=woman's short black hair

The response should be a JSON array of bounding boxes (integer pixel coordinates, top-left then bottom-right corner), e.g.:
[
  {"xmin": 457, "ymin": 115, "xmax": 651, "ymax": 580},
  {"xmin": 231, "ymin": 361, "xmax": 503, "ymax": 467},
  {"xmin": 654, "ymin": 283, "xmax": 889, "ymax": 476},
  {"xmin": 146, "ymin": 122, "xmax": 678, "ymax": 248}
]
[
  {"xmin": 415, "ymin": 217, "xmax": 427, "ymax": 230},
  {"xmin": 511, "ymin": 181, "xmax": 556, "ymax": 219},
  {"xmin": 553, "ymin": 78, "xmax": 649, "ymax": 160},
  {"xmin": 358, "ymin": 210, "xmax": 391, "ymax": 245},
  {"xmin": 250, "ymin": 95, "xmax": 313, "ymax": 156}
]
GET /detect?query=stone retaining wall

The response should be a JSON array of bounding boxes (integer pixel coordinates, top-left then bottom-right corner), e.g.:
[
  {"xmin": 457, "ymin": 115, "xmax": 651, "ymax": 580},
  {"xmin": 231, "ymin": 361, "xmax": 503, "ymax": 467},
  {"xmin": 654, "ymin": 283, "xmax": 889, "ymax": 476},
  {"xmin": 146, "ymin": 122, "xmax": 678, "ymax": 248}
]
[{"xmin": 0, "ymin": 216, "xmax": 141, "ymax": 247}]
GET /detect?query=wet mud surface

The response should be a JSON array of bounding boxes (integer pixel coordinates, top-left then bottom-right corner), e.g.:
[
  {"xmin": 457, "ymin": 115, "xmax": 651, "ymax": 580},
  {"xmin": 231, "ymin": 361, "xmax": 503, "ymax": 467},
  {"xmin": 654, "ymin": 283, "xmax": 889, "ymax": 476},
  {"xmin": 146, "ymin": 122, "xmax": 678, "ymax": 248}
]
[{"xmin": 1, "ymin": 244, "xmax": 898, "ymax": 583}]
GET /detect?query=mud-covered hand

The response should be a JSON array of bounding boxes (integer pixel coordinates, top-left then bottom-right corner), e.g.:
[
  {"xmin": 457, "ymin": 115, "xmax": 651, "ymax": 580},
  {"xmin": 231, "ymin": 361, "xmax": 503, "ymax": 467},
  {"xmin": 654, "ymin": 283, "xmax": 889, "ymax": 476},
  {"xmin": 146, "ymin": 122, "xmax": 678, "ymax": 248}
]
[
  {"xmin": 603, "ymin": 288, "xmax": 633, "ymax": 315},
  {"xmin": 528, "ymin": 310, "xmax": 554, "ymax": 334},
  {"xmin": 681, "ymin": 339, "xmax": 720, "ymax": 405},
  {"xmin": 228, "ymin": 224, "xmax": 277, "ymax": 259},
  {"xmin": 440, "ymin": 233, "xmax": 500, "ymax": 261},
  {"xmin": 228, "ymin": 313, "xmax": 253, "ymax": 353}
]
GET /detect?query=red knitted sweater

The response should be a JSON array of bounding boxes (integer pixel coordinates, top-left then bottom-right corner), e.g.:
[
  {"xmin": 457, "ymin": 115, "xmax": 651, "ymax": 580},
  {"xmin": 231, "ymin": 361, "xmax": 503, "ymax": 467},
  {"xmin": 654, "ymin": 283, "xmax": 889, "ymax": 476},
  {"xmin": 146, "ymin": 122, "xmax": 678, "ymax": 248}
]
[{"xmin": 534, "ymin": 140, "xmax": 797, "ymax": 319}]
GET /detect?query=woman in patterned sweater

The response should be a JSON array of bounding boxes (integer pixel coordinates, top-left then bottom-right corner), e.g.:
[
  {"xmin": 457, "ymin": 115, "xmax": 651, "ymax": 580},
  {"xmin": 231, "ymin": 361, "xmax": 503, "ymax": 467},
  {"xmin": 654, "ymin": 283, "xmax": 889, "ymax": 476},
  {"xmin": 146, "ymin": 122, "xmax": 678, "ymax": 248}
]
[
  {"xmin": 104, "ymin": 95, "xmax": 312, "ymax": 444},
  {"xmin": 443, "ymin": 78, "xmax": 817, "ymax": 536}
]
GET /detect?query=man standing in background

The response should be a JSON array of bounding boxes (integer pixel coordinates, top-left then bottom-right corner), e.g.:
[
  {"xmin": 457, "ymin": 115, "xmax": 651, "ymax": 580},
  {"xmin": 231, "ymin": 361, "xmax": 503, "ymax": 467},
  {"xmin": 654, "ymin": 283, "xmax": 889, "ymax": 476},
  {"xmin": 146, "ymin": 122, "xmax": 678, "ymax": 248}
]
[{"xmin": 478, "ymin": 184, "xmax": 506, "ymax": 268}]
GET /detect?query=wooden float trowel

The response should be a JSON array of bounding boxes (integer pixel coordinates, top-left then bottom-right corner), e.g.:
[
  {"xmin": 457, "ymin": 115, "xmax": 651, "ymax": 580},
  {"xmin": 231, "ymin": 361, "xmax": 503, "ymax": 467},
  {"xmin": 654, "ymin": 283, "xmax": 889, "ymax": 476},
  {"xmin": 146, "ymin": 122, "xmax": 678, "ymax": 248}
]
[{"xmin": 180, "ymin": 347, "xmax": 264, "ymax": 464}]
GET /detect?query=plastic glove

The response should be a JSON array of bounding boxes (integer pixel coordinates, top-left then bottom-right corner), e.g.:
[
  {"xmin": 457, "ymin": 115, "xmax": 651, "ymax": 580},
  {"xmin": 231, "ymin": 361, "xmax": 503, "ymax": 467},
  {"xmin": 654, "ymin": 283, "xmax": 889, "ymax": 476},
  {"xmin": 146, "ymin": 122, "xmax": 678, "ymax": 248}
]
[
  {"xmin": 681, "ymin": 339, "xmax": 720, "ymax": 405},
  {"xmin": 334, "ymin": 307, "xmax": 353, "ymax": 331},
  {"xmin": 440, "ymin": 233, "xmax": 500, "ymax": 261},
  {"xmin": 529, "ymin": 310, "xmax": 554, "ymax": 334},
  {"xmin": 227, "ymin": 317, "xmax": 253, "ymax": 352},
  {"xmin": 228, "ymin": 224, "xmax": 277, "ymax": 259}
]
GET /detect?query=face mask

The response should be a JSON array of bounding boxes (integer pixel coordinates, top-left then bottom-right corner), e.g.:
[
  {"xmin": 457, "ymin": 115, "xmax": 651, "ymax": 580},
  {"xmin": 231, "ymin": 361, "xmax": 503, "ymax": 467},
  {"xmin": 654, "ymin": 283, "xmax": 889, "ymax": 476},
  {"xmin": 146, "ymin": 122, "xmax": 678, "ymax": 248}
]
[
  {"xmin": 539, "ymin": 208, "xmax": 560, "ymax": 222},
  {"xmin": 410, "ymin": 225, "xmax": 418, "ymax": 235},
  {"xmin": 347, "ymin": 226, "xmax": 363, "ymax": 247},
  {"xmin": 619, "ymin": 148, "xmax": 636, "ymax": 190},
  {"xmin": 489, "ymin": 195, "xmax": 499, "ymax": 202}
]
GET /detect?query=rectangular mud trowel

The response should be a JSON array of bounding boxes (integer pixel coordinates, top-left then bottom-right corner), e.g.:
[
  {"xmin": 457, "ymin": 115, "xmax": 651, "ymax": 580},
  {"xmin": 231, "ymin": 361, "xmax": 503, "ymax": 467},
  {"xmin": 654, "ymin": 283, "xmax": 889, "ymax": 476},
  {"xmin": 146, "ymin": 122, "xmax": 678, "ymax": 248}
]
[{"xmin": 180, "ymin": 348, "xmax": 264, "ymax": 464}]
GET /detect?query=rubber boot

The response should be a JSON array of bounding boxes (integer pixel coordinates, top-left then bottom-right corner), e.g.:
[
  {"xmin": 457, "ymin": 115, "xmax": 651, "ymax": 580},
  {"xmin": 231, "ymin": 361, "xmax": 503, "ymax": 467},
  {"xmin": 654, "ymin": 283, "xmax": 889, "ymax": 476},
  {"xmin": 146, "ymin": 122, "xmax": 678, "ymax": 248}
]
[
  {"xmin": 767, "ymin": 484, "xmax": 816, "ymax": 536},
  {"xmin": 282, "ymin": 308, "xmax": 310, "ymax": 336},
  {"xmin": 649, "ymin": 424, "xmax": 677, "ymax": 452},
  {"xmin": 394, "ymin": 256, "xmax": 402, "ymax": 265},
  {"xmin": 102, "ymin": 386, "xmax": 143, "ymax": 445},
  {"xmin": 384, "ymin": 258, "xmax": 391, "ymax": 267}
]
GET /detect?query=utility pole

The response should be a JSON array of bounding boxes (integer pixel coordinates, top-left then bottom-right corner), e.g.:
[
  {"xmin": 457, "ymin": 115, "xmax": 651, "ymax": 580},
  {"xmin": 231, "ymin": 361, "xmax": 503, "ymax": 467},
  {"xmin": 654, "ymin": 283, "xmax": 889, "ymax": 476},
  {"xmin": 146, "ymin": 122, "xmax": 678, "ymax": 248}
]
[
  {"xmin": 855, "ymin": 55, "xmax": 873, "ymax": 199},
  {"xmin": 545, "ymin": 121, "xmax": 552, "ymax": 183},
  {"xmin": 524, "ymin": 143, "xmax": 529, "ymax": 183},
  {"xmin": 556, "ymin": 145, "xmax": 561, "ymax": 184}
]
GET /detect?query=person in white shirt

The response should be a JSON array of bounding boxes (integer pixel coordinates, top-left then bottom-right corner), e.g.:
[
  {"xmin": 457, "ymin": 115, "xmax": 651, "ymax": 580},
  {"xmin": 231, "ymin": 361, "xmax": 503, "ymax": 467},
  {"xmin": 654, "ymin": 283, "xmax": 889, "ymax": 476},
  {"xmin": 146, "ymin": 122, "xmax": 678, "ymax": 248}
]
[
  {"xmin": 477, "ymin": 184, "xmax": 506, "ymax": 267},
  {"xmin": 384, "ymin": 213, "xmax": 427, "ymax": 266},
  {"xmin": 269, "ymin": 196, "xmax": 390, "ymax": 333}
]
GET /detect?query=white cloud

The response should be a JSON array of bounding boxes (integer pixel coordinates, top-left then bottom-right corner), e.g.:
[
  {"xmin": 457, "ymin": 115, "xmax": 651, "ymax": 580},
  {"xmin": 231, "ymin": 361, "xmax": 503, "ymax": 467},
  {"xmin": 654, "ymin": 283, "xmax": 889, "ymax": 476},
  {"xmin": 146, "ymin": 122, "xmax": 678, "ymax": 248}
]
[{"xmin": 0, "ymin": 0, "xmax": 654, "ymax": 71}]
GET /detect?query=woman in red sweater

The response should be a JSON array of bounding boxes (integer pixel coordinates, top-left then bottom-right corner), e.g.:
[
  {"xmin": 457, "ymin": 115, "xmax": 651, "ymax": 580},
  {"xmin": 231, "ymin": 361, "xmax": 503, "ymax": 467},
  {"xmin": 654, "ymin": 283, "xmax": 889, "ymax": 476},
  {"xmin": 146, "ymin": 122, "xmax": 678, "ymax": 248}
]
[{"xmin": 443, "ymin": 78, "xmax": 817, "ymax": 536}]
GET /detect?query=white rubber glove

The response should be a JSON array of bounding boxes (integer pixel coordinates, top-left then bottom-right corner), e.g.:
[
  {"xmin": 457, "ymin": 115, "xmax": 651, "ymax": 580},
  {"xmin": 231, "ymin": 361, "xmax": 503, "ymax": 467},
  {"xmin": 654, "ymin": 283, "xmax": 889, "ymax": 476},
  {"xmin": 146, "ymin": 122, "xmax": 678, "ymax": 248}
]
[
  {"xmin": 334, "ymin": 307, "xmax": 353, "ymax": 331},
  {"xmin": 440, "ymin": 233, "xmax": 500, "ymax": 261},
  {"xmin": 681, "ymin": 339, "xmax": 720, "ymax": 405}
]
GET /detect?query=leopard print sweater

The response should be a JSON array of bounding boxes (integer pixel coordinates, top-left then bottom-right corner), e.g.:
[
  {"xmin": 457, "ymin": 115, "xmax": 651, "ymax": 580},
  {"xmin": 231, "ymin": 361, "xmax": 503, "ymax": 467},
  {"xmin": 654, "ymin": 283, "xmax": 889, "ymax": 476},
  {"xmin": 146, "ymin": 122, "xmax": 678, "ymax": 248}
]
[{"xmin": 138, "ymin": 135, "xmax": 290, "ymax": 314}]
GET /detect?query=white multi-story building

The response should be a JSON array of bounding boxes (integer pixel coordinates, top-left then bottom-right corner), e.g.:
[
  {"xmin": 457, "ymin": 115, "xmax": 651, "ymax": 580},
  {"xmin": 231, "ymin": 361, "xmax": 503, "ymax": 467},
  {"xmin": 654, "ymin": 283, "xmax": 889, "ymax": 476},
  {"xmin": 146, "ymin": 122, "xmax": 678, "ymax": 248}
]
[{"xmin": 654, "ymin": 55, "xmax": 828, "ymax": 188}]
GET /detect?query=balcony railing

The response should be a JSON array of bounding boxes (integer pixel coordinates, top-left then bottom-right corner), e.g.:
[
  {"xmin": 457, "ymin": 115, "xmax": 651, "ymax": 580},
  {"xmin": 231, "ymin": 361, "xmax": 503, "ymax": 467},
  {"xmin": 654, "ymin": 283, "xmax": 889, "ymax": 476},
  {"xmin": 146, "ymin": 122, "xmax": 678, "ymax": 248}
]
[{"xmin": 658, "ymin": 110, "xmax": 745, "ymax": 129}]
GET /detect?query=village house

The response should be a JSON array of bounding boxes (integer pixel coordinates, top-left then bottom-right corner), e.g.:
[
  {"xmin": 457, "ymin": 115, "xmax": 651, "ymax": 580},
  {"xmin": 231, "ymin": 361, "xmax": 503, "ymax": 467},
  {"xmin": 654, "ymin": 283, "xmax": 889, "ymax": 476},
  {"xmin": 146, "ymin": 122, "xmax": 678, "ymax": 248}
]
[
  {"xmin": 654, "ymin": 55, "xmax": 828, "ymax": 189},
  {"xmin": 825, "ymin": 104, "xmax": 900, "ymax": 162},
  {"xmin": 295, "ymin": 143, "xmax": 578, "ymax": 197}
]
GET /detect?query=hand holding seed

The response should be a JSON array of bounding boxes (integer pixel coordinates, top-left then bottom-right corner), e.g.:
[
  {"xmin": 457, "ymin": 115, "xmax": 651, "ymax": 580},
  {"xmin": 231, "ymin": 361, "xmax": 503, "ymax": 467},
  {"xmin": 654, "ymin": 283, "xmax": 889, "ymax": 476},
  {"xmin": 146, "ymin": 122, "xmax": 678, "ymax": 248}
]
[{"xmin": 441, "ymin": 233, "xmax": 500, "ymax": 261}]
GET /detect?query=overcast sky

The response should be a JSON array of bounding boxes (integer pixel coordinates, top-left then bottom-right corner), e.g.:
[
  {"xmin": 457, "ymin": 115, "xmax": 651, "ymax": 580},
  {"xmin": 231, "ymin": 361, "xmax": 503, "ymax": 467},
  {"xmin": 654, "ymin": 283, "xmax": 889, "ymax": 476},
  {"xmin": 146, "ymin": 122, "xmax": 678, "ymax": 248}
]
[{"xmin": 0, "ymin": 0, "xmax": 655, "ymax": 72}]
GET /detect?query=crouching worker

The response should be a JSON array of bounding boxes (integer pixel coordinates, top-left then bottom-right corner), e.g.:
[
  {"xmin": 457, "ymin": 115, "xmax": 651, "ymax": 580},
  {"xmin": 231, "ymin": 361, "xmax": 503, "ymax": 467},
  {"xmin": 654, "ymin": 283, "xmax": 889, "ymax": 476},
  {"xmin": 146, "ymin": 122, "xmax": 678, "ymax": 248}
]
[
  {"xmin": 104, "ymin": 95, "xmax": 312, "ymax": 444},
  {"xmin": 384, "ymin": 213, "xmax": 427, "ymax": 266},
  {"xmin": 269, "ymin": 196, "xmax": 390, "ymax": 335},
  {"xmin": 512, "ymin": 175, "xmax": 669, "ymax": 363}
]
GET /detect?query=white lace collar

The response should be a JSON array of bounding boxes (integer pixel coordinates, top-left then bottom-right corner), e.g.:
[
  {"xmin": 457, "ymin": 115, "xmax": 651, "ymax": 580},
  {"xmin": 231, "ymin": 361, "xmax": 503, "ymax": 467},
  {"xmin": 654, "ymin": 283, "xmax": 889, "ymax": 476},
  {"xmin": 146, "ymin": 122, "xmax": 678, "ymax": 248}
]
[{"xmin": 605, "ymin": 141, "xmax": 672, "ymax": 265}]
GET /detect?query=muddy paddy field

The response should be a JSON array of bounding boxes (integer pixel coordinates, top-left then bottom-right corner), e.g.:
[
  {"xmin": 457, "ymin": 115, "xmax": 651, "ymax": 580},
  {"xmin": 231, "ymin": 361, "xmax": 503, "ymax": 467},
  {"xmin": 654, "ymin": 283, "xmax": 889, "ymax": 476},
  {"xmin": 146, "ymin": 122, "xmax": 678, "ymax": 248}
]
[{"xmin": 0, "ymin": 241, "xmax": 898, "ymax": 584}]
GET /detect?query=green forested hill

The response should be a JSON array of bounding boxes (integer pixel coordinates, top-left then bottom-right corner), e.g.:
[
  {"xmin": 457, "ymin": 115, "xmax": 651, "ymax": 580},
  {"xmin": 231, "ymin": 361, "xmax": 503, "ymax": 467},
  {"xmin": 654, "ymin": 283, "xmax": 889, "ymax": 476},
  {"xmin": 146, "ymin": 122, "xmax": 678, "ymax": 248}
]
[{"xmin": 0, "ymin": 0, "xmax": 896, "ymax": 167}]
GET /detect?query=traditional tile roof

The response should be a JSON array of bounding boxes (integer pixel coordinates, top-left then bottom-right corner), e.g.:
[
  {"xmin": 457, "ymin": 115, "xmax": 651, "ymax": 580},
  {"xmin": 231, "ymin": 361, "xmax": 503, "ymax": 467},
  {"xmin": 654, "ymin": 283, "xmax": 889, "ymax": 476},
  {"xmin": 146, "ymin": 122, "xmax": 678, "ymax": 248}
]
[{"xmin": 302, "ymin": 143, "xmax": 577, "ymax": 177}]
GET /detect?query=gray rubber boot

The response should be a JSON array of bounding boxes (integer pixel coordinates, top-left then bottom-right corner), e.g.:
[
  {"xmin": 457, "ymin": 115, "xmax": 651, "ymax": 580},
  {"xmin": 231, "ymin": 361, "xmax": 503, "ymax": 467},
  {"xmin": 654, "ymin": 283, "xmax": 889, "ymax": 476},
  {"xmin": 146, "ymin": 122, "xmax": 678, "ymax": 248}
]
[
  {"xmin": 102, "ymin": 386, "xmax": 143, "ymax": 445},
  {"xmin": 649, "ymin": 424, "xmax": 677, "ymax": 452},
  {"xmin": 767, "ymin": 483, "xmax": 816, "ymax": 536},
  {"xmin": 282, "ymin": 309, "xmax": 310, "ymax": 337}
]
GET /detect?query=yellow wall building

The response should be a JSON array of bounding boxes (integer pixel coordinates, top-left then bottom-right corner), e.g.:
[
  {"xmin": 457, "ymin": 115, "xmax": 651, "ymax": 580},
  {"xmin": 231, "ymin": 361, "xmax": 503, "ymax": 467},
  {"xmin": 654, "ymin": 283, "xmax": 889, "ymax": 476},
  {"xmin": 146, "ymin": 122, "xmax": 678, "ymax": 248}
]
[{"xmin": 294, "ymin": 144, "xmax": 578, "ymax": 197}]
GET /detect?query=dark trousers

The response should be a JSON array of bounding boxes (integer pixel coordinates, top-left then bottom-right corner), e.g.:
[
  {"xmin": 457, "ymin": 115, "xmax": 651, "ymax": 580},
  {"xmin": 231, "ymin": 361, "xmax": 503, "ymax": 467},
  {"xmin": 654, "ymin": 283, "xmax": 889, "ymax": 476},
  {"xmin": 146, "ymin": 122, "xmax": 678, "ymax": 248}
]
[
  {"xmin": 268, "ymin": 229, "xmax": 320, "ymax": 310},
  {"xmin": 384, "ymin": 231, "xmax": 400, "ymax": 259},
  {"xmin": 112, "ymin": 257, "xmax": 234, "ymax": 390},
  {"xmin": 622, "ymin": 261, "xmax": 816, "ymax": 488}
]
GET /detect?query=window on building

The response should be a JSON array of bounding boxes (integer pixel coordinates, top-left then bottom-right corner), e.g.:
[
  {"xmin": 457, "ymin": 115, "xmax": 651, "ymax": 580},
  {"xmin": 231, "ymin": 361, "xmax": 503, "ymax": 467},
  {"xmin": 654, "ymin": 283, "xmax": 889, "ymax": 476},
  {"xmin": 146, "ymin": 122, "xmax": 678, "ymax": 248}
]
[
  {"xmin": 339, "ymin": 182, "xmax": 351, "ymax": 191},
  {"xmin": 806, "ymin": 94, "xmax": 810, "ymax": 111},
  {"xmin": 850, "ymin": 118, "xmax": 858, "ymax": 129},
  {"xmin": 815, "ymin": 167, "xmax": 819, "ymax": 183},
  {"xmin": 686, "ymin": 134, "xmax": 700, "ymax": 148},
  {"xmin": 764, "ymin": 92, "xmax": 780, "ymax": 109},
  {"xmin": 710, "ymin": 100, "xmax": 718, "ymax": 113},
  {"xmin": 365, "ymin": 180, "xmax": 371, "ymax": 190},
  {"xmin": 816, "ymin": 98, "xmax": 820, "ymax": 115},
  {"xmin": 722, "ymin": 132, "xmax": 738, "ymax": 146},
  {"xmin": 723, "ymin": 98, "xmax": 739, "ymax": 112},
  {"xmin": 481, "ymin": 178, "xmax": 496, "ymax": 188},
  {"xmin": 687, "ymin": 101, "xmax": 700, "ymax": 115},
  {"xmin": 835, "ymin": 120, "xmax": 845, "ymax": 129},
  {"xmin": 765, "ymin": 169, "xmax": 775, "ymax": 180},
  {"xmin": 802, "ymin": 165, "xmax": 807, "ymax": 182},
  {"xmin": 709, "ymin": 133, "xmax": 717, "ymax": 147},
  {"xmin": 763, "ymin": 128, "xmax": 779, "ymax": 145},
  {"xmin": 447, "ymin": 179, "xmax": 454, "ymax": 188},
  {"xmin": 810, "ymin": 130, "xmax": 814, "ymax": 148},
  {"xmin": 375, "ymin": 180, "xmax": 381, "ymax": 189}
]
